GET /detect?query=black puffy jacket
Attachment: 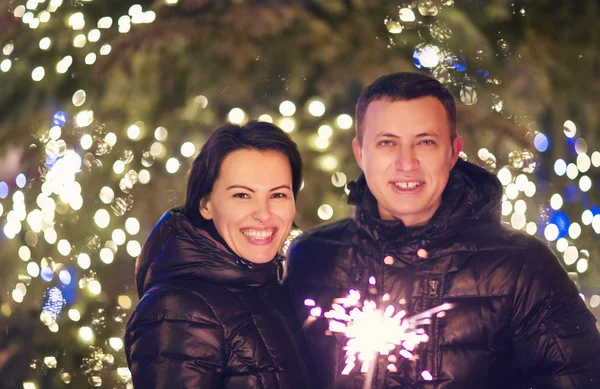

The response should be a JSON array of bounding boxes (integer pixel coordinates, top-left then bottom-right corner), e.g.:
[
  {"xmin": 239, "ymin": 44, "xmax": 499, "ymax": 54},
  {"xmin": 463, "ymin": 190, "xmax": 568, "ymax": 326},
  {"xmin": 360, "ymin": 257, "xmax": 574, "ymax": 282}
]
[
  {"xmin": 125, "ymin": 208, "xmax": 314, "ymax": 389},
  {"xmin": 284, "ymin": 160, "xmax": 600, "ymax": 389}
]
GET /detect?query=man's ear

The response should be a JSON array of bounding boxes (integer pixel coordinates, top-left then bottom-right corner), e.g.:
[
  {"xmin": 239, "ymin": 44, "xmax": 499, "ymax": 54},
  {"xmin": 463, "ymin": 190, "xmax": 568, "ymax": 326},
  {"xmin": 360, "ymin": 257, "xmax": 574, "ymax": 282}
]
[
  {"xmin": 352, "ymin": 138, "xmax": 364, "ymax": 171},
  {"xmin": 451, "ymin": 135, "xmax": 463, "ymax": 165},
  {"xmin": 199, "ymin": 197, "xmax": 213, "ymax": 220}
]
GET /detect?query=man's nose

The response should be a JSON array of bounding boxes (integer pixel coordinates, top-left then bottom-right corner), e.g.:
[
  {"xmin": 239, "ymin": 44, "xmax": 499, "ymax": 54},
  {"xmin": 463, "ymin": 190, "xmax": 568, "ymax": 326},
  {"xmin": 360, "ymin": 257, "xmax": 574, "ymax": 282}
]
[{"xmin": 395, "ymin": 147, "xmax": 419, "ymax": 172}]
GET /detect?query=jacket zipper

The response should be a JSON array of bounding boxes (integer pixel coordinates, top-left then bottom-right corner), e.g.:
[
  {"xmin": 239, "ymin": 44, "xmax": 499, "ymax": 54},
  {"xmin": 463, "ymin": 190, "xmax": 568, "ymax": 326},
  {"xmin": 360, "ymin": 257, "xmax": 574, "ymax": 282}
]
[{"xmin": 429, "ymin": 279, "xmax": 440, "ymax": 298}]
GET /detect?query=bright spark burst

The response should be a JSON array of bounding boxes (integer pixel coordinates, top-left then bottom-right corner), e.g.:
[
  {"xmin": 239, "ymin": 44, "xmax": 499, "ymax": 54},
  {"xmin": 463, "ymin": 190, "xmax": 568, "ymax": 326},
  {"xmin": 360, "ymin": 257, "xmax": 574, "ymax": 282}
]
[{"xmin": 306, "ymin": 289, "xmax": 454, "ymax": 383}]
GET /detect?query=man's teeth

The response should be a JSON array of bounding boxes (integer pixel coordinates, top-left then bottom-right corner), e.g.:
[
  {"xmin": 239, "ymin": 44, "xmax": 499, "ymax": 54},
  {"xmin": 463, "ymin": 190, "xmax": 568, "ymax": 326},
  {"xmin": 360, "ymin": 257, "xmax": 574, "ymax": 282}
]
[
  {"xmin": 395, "ymin": 182, "xmax": 421, "ymax": 189},
  {"xmin": 241, "ymin": 229, "xmax": 275, "ymax": 240}
]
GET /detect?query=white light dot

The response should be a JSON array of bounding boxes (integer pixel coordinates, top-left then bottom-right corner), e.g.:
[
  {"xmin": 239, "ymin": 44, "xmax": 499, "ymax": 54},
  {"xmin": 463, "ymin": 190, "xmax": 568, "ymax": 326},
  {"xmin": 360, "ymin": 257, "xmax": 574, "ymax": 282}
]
[
  {"xmin": 308, "ymin": 100, "xmax": 326, "ymax": 117},
  {"xmin": 554, "ymin": 159, "xmax": 566, "ymax": 176},
  {"xmin": 14, "ymin": 5, "xmax": 26, "ymax": 17},
  {"xmin": 56, "ymin": 55, "xmax": 73, "ymax": 73},
  {"xmin": 279, "ymin": 101, "xmax": 296, "ymax": 116},
  {"xmin": 563, "ymin": 120, "xmax": 576, "ymax": 138},
  {"xmin": 556, "ymin": 238, "xmax": 568, "ymax": 252},
  {"xmin": 315, "ymin": 137, "xmax": 330, "ymax": 150},
  {"xmin": 318, "ymin": 125, "xmax": 333, "ymax": 138},
  {"xmin": 100, "ymin": 44, "xmax": 112, "ymax": 56},
  {"xmin": 544, "ymin": 223, "xmax": 559, "ymax": 241},
  {"xmin": 336, "ymin": 114, "xmax": 353, "ymax": 130},
  {"xmin": 68, "ymin": 309, "xmax": 81, "ymax": 321},
  {"xmin": 258, "ymin": 114, "xmax": 273, "ymax": 123},
  {"xmin": 79, "ymin": 326, "xmax": 94, "ymax": 341},
  {"xmin": 278, "ymin": 118, "xmax": 295, "ymax": 133},
  {"xmin": 592, "ymin": 151, "xmax": 600, "ymax": 167},
  {"xmin": 113, "ymin": 160, "xmax": 125, "ymax": 174},
  {"xmin": 577, "ymin": 258, "xmax": 588, "ymax": 273},
  {"xmin": 98, "ymin": 16, "xmax": 113, "ymax": 29},
  {"xmin": 75, "ymin": 110, "xmax": 94, "ymax": 127},
  {"xmin": 497, "ymin": 167, "xmax": 512, "ymax": 186},
  {"xmin": 228, "ymin": 108, "xmax": 246, "ymax": 124},
  {"xmin": 399, "ymin": 7, "xmax": 416, "ymax": 22},
  {"xmin": 514, "ymin": 199, "xmax": 527, "ymax": 214},
  {"xmin": 19, "ymin": 246, "xmax": 31, "ymax": 261},
  {"xmin": 127, "ymin": 240, "xmax": 142, "ymax": 257},
  {"xmin": 180, "ymin": 142, "xmax": 196, "ymax": 158},
  {"xmin": 505, "ymin": 183, "xmax": 519, "ymax": 200},
  {"xmin": 0, "ymin": 59, "xmax": 11, "ymax": 72},
  {"xmin": 564, "ymin": 246, "xmax": 578, "ymax": 265},
  {"xmin": 77, "ymin": 253, "xmax": 91, "ymax": 269},
  {"xmin": 57, "ymin": 239, "xmax": 71, "ymax": 256},
  {"xmin": 94, "ymin": 209, "xmax": 110, "ymax": 228},
  {"xmin": 590, "ymin": 295, "xmax": 600, "ymax": 308},
  {"xmin": 88, "ymin": 280, "xmax": 102, "ymax": 295},
  {"xmin": 105, "ymin": 132, "xmax": 117, "ymax": 147},
  {"xmin": 582, "ymin": 210, "xmax": 593, "ymax": 225},
  {"xmin": 125, "ymin": 217, "xmax": 140, "ymax": 235},
  {"xmin": 566, "ymin": 163, "xmax": 578, "ymax": 180},
  {"xmin": 154, "ymin": 126, "xmax": 168, "ymax": 141},
  {"xmin": 317, "ymin": 204, "xmax": 334, "ymax": 220},
  {"xmin": 166, "ymin": 158, "xmax": 180, "ymax": 174},
  {"xmin": 568, "ymin": 222, "xmax": 582, "ymax": 239},
  {"xmin": 27, "ymin": 262, "xmax": 40, "ymax": 277},
  {"xmin": 109, "ymin": 337, "xmax": 124, "ymax": 351},
  {"xmin": 501, "ymin": 201, "xmax": 513, "ymax": 216},
  {"xmin": 84, "ymin": 52, "xmax": 96, "ymax": 65},
  {"xmin": 80, "ymin": 134, "xmax": 93, "ymax": 149},
  {"xmin": 550, "ymin": 194, "xmax": 563, "ymax": 210},
  {"xmin": 39, "ymin": 37, "xmax": 51, "ymax": 50},
  {"xmin": 99, "ymin": 187, "xmax": 114, "ymax": 204},
  {"xmin": 577, "ymin": 154, "xmax": 591, "ymax": 173},
  {"xmin": 32, "ymin": 66, "xmax": 45, "ymax": 81},
  {"xmin": 112, "ymin": 229, "xmax": 126, "ymax": 245},
  {"xmin": 99, "ymin": 248, "xmax": 114, "ymax": 264},
  {"xmin": 88, "ymin": 29, "xmax": 101, "ymax": 42},
  {"xmin": 139, "ymin": 169, "xmax": 151, "ymax": 184},
  {"xmin": 73, "ymin": 34, "xmax": 86, "ymax": 48},
  {"xmin": 127, "ymin": 124, "xmax": 141, "ymax": 139},
  {"xmin": 579, "ymin": 176, "xmax": 592, "ymax": 192}
]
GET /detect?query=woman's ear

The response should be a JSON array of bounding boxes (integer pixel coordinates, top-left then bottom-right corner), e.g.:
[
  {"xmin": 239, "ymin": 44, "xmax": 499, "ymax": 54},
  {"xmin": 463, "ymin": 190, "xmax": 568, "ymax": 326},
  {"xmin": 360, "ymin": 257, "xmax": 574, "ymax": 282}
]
[{"xmin": 199, "ymin": 197, "xmax": 213, "ymax": 220}]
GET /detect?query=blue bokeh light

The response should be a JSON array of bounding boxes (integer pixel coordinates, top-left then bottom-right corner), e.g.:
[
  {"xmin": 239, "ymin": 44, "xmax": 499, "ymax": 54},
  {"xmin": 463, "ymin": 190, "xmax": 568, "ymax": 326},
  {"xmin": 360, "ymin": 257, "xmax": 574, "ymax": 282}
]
[{"xmin": 534, "ymin": 133, "xmax": 549, "ymax": 152}]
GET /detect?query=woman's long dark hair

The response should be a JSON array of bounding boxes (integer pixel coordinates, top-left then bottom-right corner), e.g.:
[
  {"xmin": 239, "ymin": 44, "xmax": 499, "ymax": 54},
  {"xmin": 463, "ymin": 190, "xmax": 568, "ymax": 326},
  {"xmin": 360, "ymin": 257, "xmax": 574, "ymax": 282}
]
[{"xmin": 184, "ymin": 121, "xmax": 303, "ymax": 221}]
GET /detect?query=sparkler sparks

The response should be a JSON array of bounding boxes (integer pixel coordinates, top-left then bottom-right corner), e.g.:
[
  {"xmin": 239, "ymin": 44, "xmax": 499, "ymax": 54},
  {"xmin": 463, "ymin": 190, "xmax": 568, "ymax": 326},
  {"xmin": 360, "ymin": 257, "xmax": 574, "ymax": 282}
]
[{"xmin": 306, "ymin": 289, "xmax": 454, "ymax": 387}]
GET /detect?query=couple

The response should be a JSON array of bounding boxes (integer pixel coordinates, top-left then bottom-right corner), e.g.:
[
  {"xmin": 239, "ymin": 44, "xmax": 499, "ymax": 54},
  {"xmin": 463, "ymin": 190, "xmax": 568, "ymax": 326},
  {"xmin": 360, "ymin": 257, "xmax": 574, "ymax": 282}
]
[{"xmin": 124, "ymin": 72, "xmax": 600, "ymax": 389}]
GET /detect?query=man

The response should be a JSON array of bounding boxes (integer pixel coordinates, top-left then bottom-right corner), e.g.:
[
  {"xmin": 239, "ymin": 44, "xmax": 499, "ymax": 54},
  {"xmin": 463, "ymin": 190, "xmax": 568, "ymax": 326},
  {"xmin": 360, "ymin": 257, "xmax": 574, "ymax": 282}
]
[{"xmin": 284, "ymin": 72, "xmax": 600, "ymax": 389}]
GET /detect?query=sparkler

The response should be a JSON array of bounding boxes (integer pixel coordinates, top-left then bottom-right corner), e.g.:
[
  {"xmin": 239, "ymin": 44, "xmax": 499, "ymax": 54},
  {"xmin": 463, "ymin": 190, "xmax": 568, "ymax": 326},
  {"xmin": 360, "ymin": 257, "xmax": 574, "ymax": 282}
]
[{"xmin": 305, "ymin": 289, "xmax": 454, "ymax": 389}]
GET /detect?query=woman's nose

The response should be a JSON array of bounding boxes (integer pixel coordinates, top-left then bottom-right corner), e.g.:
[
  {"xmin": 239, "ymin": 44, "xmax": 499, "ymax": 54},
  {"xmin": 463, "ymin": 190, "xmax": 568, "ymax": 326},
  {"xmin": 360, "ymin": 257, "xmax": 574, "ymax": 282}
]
[{"xmin": 252, "ymin": 201, "xmax": 272, "ymax": 222}]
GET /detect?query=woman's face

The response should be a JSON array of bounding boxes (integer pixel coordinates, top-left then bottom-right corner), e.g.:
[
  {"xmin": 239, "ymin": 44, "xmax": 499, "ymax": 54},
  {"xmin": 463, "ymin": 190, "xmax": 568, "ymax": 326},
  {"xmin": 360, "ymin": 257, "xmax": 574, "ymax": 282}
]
[{"xmin": 200, "ymin": 149, "xmax": 296, "ymax": 264}]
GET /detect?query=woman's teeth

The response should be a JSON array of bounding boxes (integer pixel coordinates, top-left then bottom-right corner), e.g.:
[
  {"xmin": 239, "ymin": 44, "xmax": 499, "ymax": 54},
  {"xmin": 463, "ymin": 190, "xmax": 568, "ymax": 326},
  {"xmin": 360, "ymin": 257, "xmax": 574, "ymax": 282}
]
[{"xmin": 241, "ymin": 229, "xmax": 275, "ymax": 240}]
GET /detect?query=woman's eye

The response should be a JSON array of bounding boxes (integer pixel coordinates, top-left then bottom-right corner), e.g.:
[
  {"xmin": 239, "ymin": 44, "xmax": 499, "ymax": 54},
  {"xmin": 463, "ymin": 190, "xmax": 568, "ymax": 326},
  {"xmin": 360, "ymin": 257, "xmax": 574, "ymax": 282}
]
[
  {"xmin": 233, "ymin": 193, "xmax": 249, "ymax": 199},
  {"xmin": 272, "ymin": 193, "xmax": 288, "ymax": 199}
]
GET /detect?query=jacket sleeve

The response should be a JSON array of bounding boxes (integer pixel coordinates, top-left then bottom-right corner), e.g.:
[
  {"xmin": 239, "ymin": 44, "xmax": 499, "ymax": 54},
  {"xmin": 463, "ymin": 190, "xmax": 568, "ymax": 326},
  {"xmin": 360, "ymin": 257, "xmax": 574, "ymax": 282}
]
[
  {"xmin": 510, "ymin": 240, "xmax": 600, "ymax": 389},
  {"xmin": 125, "ymin": 288, "xmax": 226, "ymax": 389}
]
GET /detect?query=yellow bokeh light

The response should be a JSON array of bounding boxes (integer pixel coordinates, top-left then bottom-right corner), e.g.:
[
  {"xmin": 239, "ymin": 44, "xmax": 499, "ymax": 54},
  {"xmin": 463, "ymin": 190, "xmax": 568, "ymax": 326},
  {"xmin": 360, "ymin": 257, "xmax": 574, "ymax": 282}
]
[
  {"xmin": 126, "ymin": 240, "xmax": 142, "ymax": 257},
  {"xmin": 99, "ymin": 248, "xmax": 114, "ymax": 264},
  {"xmin": 166, "ymin": 158, "xmax": 180, "ymax": 174},
  {"xmin": 118, "ymin": 295, "xmax": 132, "ymax": 309},
  {"xmin": 125, "ymin": 217, "xmax": 140, "ymax": 235},
  {"xmin": 87, "ymin": 280, "xmax": 102, "ymax": 295},
  {"xmin": 228, "ymin": 108, "xmax": 246, "ymax": 124},
  {"xmin": 79, "ymin": 326, "xmax": 94, "ymax": 342},
  {"xmin": 279, "ymin": 101, "xmax": 296, "ymax": 116}
]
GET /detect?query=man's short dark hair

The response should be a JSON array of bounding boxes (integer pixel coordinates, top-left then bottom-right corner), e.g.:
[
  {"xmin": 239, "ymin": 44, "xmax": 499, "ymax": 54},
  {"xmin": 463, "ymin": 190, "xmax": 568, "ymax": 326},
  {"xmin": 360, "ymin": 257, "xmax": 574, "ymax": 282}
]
[
  {"xmin": 355, "ymin": 72, "xmax": 457, "ymax": 145},
  {"xmin": 184, "ymin": 121, "xmax": 303, "ymax": 220}
]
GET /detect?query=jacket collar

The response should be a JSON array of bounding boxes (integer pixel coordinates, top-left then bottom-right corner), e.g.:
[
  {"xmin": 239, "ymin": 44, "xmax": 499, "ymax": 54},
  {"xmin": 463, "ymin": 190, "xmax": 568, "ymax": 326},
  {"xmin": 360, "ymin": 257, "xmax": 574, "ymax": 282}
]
[
  {"xmin": 347, "ymin": 159, "xmax": 503, "ymax": 248},
  {"xmin": 135, "ymin": 207, "xmax": 282, "ymax": 298}
]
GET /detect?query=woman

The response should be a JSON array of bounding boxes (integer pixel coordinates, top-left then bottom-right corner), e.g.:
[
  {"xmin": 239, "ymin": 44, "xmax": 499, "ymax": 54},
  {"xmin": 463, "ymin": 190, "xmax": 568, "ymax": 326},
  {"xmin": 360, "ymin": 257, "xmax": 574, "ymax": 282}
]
[{"xmin": 124, "ymin": 121, "xmax": 314, "ymax": 388}]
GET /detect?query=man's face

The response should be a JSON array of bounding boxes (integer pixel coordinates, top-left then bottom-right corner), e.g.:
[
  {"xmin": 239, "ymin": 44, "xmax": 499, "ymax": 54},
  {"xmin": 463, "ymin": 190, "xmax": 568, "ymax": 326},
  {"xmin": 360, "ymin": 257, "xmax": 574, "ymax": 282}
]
[{"xmin": 353, "ymin": 97, "xmax": 462, "ymax": 227}]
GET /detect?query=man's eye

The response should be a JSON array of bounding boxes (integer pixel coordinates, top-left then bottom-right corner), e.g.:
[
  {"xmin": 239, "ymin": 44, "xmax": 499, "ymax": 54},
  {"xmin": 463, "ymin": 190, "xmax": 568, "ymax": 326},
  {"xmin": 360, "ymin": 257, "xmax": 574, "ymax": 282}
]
[
  {"xmin": 378, "ymin": 140, "xmax": 394, "ymax": 146},
  {"xmin": 419, "ymin": 140, "xmax": 436, "ymax": 145}
]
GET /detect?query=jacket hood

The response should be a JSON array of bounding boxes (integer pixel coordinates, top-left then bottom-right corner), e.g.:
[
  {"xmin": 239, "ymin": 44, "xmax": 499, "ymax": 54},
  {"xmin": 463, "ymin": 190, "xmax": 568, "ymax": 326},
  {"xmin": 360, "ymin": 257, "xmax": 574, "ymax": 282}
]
[
  {"xmin": 134, "ymin": 207, "xmax": 281, "ymax": 298},
  {"xmin": 347, "ymin": 159, "xmax": 503, "ymax": 242}
]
